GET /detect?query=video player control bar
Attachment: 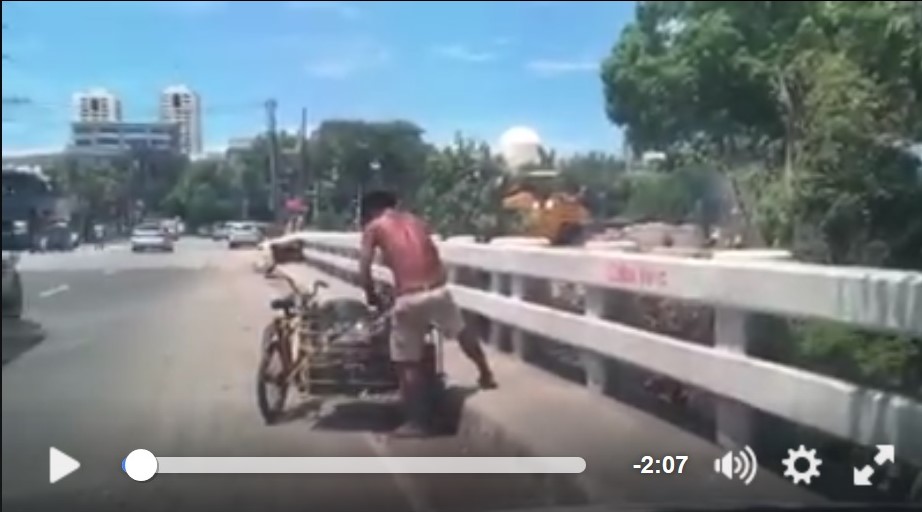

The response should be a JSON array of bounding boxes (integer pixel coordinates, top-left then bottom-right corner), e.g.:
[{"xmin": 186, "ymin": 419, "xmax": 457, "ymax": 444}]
[{"xmin": 122, "ymin": 450, "xmax": 587, "ymax": 481}]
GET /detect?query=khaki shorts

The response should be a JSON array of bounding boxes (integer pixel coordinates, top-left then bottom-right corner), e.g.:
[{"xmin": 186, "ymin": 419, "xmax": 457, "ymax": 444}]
[{"xmin": 390, "ymin": 286, "xmax": 464, "ymax": 363}]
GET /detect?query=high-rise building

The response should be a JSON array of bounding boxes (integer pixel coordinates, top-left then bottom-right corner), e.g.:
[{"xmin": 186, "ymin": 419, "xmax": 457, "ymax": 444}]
[
  {"xmin": 159, "ymin": 85, "xmax": 202, "ymax": 156},
  {"xmin": 72, "ymin": 88, "xmax": 122, "ymax": 123}
]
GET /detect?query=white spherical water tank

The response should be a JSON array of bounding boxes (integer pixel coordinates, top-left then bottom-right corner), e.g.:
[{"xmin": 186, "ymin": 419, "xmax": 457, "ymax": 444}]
[{"xmin": 499, "ymin": 126, "xmax": 543, "ymax": 172}]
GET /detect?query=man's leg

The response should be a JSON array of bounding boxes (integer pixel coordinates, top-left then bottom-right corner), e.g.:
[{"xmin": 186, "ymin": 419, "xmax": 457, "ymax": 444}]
[
  {"xmin": 434, "ymin": 291, "xmax": 497, "ymax": 389},
  {"xmin": 457, "ymin": 326, "xmax": 497, "ymax": 389},
  {"xmin": 393, "ymin": 361, "xmax": 429, "ymax": 436},
  {"xmin": 391, "ymin": 306, "xmax": 432, "ymax": 436}
]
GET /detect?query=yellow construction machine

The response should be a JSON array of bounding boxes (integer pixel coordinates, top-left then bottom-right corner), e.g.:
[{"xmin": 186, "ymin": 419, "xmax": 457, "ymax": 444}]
[{"xmin": 499, "ymin": 169, "xmax": 591, "ymax": 246}]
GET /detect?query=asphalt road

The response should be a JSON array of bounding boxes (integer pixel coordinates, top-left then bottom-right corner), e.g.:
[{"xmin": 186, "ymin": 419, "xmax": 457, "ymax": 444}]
[{"xmin": 2, "ymin": 239, "xmax": 571, "ymax": 512}]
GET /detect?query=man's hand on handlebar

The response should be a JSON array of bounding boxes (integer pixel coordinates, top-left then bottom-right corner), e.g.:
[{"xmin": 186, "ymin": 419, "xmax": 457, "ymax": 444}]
[
  {"xmin": 365, "ymin": 282, "xmax": 394, "ymax": 313},
  {"xmin": 365, "ymin": 288, "xmax": 384, "ymax": 311}
]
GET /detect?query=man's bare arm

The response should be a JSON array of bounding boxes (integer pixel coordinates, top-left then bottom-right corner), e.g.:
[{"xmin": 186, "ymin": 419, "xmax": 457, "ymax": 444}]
[{"xmin": 359, "ymin": 224, "xmax": 378, "ymax": 302}]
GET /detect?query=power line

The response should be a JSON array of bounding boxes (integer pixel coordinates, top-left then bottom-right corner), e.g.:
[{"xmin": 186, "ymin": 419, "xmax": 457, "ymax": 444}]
[{"xmin": 2, "ymin": 23, "xmax": 32, "ymax": 115}]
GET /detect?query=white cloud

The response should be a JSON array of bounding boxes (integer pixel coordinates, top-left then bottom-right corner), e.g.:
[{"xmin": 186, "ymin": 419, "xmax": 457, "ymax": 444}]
[
  {"xmin": 1, "ymin": 146, "xmax": 65, "ymax": 158},
  {"xmin": 304, "ymin": 42, "xmax": 390, "ymax": 79},
  {"xmin": 431, "ymin": 44, "xmax": 497, "ymax": 63},
  {"xmin": 526, "ymin": 59, "xmax": 598, "ymax": 76},
  {"xmin": 285, "ymin": 1, "xmax": 361, "ymax": 19}
]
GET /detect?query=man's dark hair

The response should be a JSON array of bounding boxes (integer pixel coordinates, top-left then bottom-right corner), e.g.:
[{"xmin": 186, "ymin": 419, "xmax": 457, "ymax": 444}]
[{"xmin": 360, "ymin": 190, "xmax": 397, "ymax": 225}]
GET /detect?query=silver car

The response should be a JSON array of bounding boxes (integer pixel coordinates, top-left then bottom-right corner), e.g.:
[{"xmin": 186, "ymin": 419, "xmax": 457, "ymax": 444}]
[
  {"xmin": 227, "ymin": 223, "xmax": 263, "ymax": 249},
  {"xmin": 131, "ymin": 224, "xmax": 174, "ymax": 253}
]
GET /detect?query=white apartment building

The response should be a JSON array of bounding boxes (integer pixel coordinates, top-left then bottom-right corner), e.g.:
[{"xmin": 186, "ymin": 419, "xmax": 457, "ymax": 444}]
[
  {"xmin": 159, "ymin": 85, "xmax": 203, "ymax": 156},
  {"xmin": 72, "ymin": 88, "xmax": 122, "ymax": 123}
]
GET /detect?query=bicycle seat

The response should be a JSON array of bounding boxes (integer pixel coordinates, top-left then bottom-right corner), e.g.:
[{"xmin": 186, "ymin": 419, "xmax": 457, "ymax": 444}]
[{"xmin": 270, "ymin": 297, "xmax": 296, "ymax": 311}]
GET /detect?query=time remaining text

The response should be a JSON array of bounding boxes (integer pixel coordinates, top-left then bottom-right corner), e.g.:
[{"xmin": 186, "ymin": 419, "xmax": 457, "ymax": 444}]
[{"xmin": 633, "ymin": 455, "xmax": 689, "ymax": 474}]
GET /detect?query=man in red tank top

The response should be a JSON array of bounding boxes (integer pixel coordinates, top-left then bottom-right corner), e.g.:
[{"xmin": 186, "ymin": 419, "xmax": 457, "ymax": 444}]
[{"xmin": 359, "ymin": 191, "xmax": 496, "ymax": 437}]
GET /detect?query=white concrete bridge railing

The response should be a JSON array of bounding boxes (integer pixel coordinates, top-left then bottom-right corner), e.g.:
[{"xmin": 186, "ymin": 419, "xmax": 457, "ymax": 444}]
[{"xmin": 272, "ymin": 231, "xmax": 922, "ymax": 466}]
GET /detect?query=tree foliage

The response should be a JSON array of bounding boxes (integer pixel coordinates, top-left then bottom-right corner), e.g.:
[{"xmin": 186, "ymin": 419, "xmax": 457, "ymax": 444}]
[
  {"xmin": 412, "ymin": 135, "xmax": 511, "ymax": 238},
  {"xmin": 602, "ymin": 1, "xmax": 922, "ymax": 270},
  {"xmin": 163, "ymin": 160, "xmax": 238, "ymax": 228},
  {"xmin": 602, "ymin": 1, "xmax": 922, "ymax": 401}
]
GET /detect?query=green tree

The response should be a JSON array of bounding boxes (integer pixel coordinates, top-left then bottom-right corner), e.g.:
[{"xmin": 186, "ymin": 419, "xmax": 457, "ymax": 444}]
[
  {"xmin": 45, "ymin": 157, "xmax": 128, "ymax": 232},
  {"xmin": 412, "ymin": 135, "xmax": 509, "ymax": 238},
  {"xmin": 306, "ymin": 120, "xmax": 429, "ymax": 228},
  {"xmin": 164, "ymin": 160, "xmax": 238, "ymax": 229},
  {"xmin": 558, "ymin": 152, "xmax": 629, "ymax": 218},
  {"xmin": 600, "ymin": 0, "xmax": 922, "ymax": 407},
  {"xmin": 601, "ymin": 1, "xmax": 922, "ymax": 269}
]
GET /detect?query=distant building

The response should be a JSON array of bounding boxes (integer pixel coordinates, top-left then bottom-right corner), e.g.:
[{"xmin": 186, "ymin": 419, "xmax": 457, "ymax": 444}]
[
  {"xmin": 72, "ymin": 88, "xmax": 122, "ymax": 123},
  {"xmin": 159, "ymin": 85, "xmax": 203, "ymax": 156},
  {"xmin": 69, "ymin": 121, "xmax": 181, "ymax": 155}
]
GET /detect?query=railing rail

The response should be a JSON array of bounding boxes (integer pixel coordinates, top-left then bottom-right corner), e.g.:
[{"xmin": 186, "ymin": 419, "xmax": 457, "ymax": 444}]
[
  {"xmin": 279, "ymin": 231, "xmax": 922, "ymax": 335},
  {"xmin": 273, "ymin": 231, "xmax": 922, "ymax": 465}
]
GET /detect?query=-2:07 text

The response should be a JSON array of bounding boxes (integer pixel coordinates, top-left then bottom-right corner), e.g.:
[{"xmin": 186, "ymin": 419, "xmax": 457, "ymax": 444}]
[{"xmin": 636, "ymin": 456, "xmax": 689, "ymax": 474}]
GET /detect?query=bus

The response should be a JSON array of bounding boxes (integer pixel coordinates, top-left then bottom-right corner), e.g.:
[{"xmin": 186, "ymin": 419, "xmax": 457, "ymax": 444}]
[{"xmin": 2, "ymin": 167, "xmax": 60, "ymax": 252}]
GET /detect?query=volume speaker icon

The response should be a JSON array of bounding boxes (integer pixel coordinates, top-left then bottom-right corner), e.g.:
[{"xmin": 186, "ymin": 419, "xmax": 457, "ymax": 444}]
[{"xmin": 714, "ymin": 446, "xmax": 758, "ymax": 485}]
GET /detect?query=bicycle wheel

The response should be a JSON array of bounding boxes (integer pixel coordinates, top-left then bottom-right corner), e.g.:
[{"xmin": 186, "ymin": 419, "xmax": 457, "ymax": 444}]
[{"xmin": 257, "ymin": 322, "xmax": 290, "ymax": 425}]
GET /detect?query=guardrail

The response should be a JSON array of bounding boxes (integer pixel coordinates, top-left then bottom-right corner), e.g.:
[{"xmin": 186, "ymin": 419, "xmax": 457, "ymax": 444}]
[{"xmin": 272, "ymin": 231, "xmax": 922, "ymax": 466}]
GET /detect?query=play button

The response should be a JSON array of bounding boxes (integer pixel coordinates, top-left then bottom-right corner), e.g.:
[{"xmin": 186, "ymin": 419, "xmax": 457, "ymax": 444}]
[{"xmin": 49, "ymin": 447, "xmax": 80, "ymax": 484}]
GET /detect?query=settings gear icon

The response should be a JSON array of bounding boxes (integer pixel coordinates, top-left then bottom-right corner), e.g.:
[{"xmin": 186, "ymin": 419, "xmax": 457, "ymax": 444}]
[{"xmin": 782, "ymin": 445, "xmax": 822, "ymax": 485}]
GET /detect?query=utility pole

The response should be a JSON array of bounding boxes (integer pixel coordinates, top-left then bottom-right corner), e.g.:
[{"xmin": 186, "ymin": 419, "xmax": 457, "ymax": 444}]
[
  {"xmin": 265, "ymin": 99, "xmax": 279, "ymax": 221},
  {"xmin": 297, "ymin": 107, "xmax": 308, "ymax": 195},
  {"xmin": 297, "ymin": 107, "xmax": 311, "ymax": 228}
]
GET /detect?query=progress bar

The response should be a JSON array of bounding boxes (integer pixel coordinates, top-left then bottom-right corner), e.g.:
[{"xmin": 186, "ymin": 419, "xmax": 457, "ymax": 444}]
[{"xmin": 122, "ymin": 450, "xmax": 587, "ymax": 481}]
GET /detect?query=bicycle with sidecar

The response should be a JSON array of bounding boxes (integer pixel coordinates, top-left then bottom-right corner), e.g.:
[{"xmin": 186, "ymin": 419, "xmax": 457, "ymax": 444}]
[{"xmin": 256, "ymin": 269, "xmax": 445, "ymax": 425}]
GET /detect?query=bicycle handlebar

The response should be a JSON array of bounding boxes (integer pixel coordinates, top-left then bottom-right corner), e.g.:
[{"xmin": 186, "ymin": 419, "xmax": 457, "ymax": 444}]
[{"xmin": 267, "ymin": 267, "xmax": 328, "ymax": 304}]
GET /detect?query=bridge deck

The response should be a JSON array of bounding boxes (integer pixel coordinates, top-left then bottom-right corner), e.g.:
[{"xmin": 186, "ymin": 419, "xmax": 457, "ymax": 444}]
[{"xmin": 279, "ymin": 262, "xmax": 825, "ymax": 506}]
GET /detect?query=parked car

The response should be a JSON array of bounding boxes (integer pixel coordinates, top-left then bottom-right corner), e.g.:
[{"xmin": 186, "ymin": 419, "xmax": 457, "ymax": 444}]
[
  {"xmin": 131, "ymin": 224, "xmax": 174, "ymax": 253},
  {"xmin": 212, "ymin": 223, "xmax": 229, "ymax": 241},
  {"xmin": 2, "ymin": 252, "xmax": 23, "ymax": 319},
  {"xmin": 227, "ymin": 222, "xmax": 263, "ymax": 249}
]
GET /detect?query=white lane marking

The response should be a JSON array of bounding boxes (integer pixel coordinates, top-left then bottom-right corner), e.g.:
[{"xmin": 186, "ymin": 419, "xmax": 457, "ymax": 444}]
[
  {"xmin": 39, "ymin": 284, "xmax": 70, "ymax": 298},
  {"xmin": 103, "ymin": 268, "xmax": 120, "ymax": 276},
  {"xmin": 365, "ymin": 433, "xmax": 433, "ymax": 512}
]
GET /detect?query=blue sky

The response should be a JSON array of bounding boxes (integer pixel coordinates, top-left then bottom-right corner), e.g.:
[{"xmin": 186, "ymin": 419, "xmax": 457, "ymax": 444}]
[{"xmin": 2, "ymin": 1, "xmax": 635, "ymax": 155}]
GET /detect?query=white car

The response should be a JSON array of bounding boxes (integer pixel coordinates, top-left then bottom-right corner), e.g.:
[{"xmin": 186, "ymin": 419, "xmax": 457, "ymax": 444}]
[
  {"xmin": 227, "ymin": 223, "xmax": 263, "ymax": 249},
  {"xmin": 131, "ymin": 224, "xmax": 174, "ymax": 253}
]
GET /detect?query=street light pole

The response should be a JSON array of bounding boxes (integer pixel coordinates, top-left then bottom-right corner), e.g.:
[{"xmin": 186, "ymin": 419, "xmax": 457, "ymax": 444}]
[{"xmin": 265, "ymin": 99, "xmax": 280, "ymax": 221}]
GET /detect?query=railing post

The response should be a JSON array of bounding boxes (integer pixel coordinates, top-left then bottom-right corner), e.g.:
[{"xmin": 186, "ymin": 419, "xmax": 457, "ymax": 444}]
[
  {"xmin": 582, "ymin": 240, "xmax": 638, "ymax": 395},
  {"xmin": 509, "ymin": 275, "xmax": 533, "ymax": 361},
  {"xmin": 488, "ymin": 272, "xmax": 506, "ymax": 347},
  {"xmin": 581, "ymin": 287, "xmax": 608, "ymax": 394},
  {"xmin": 487, "ymin": 237, "xmax": 548, "ymax": 351},
  {"xmin": 712, "ymin": 249, "xmax": 792, "ymax": 450}
]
